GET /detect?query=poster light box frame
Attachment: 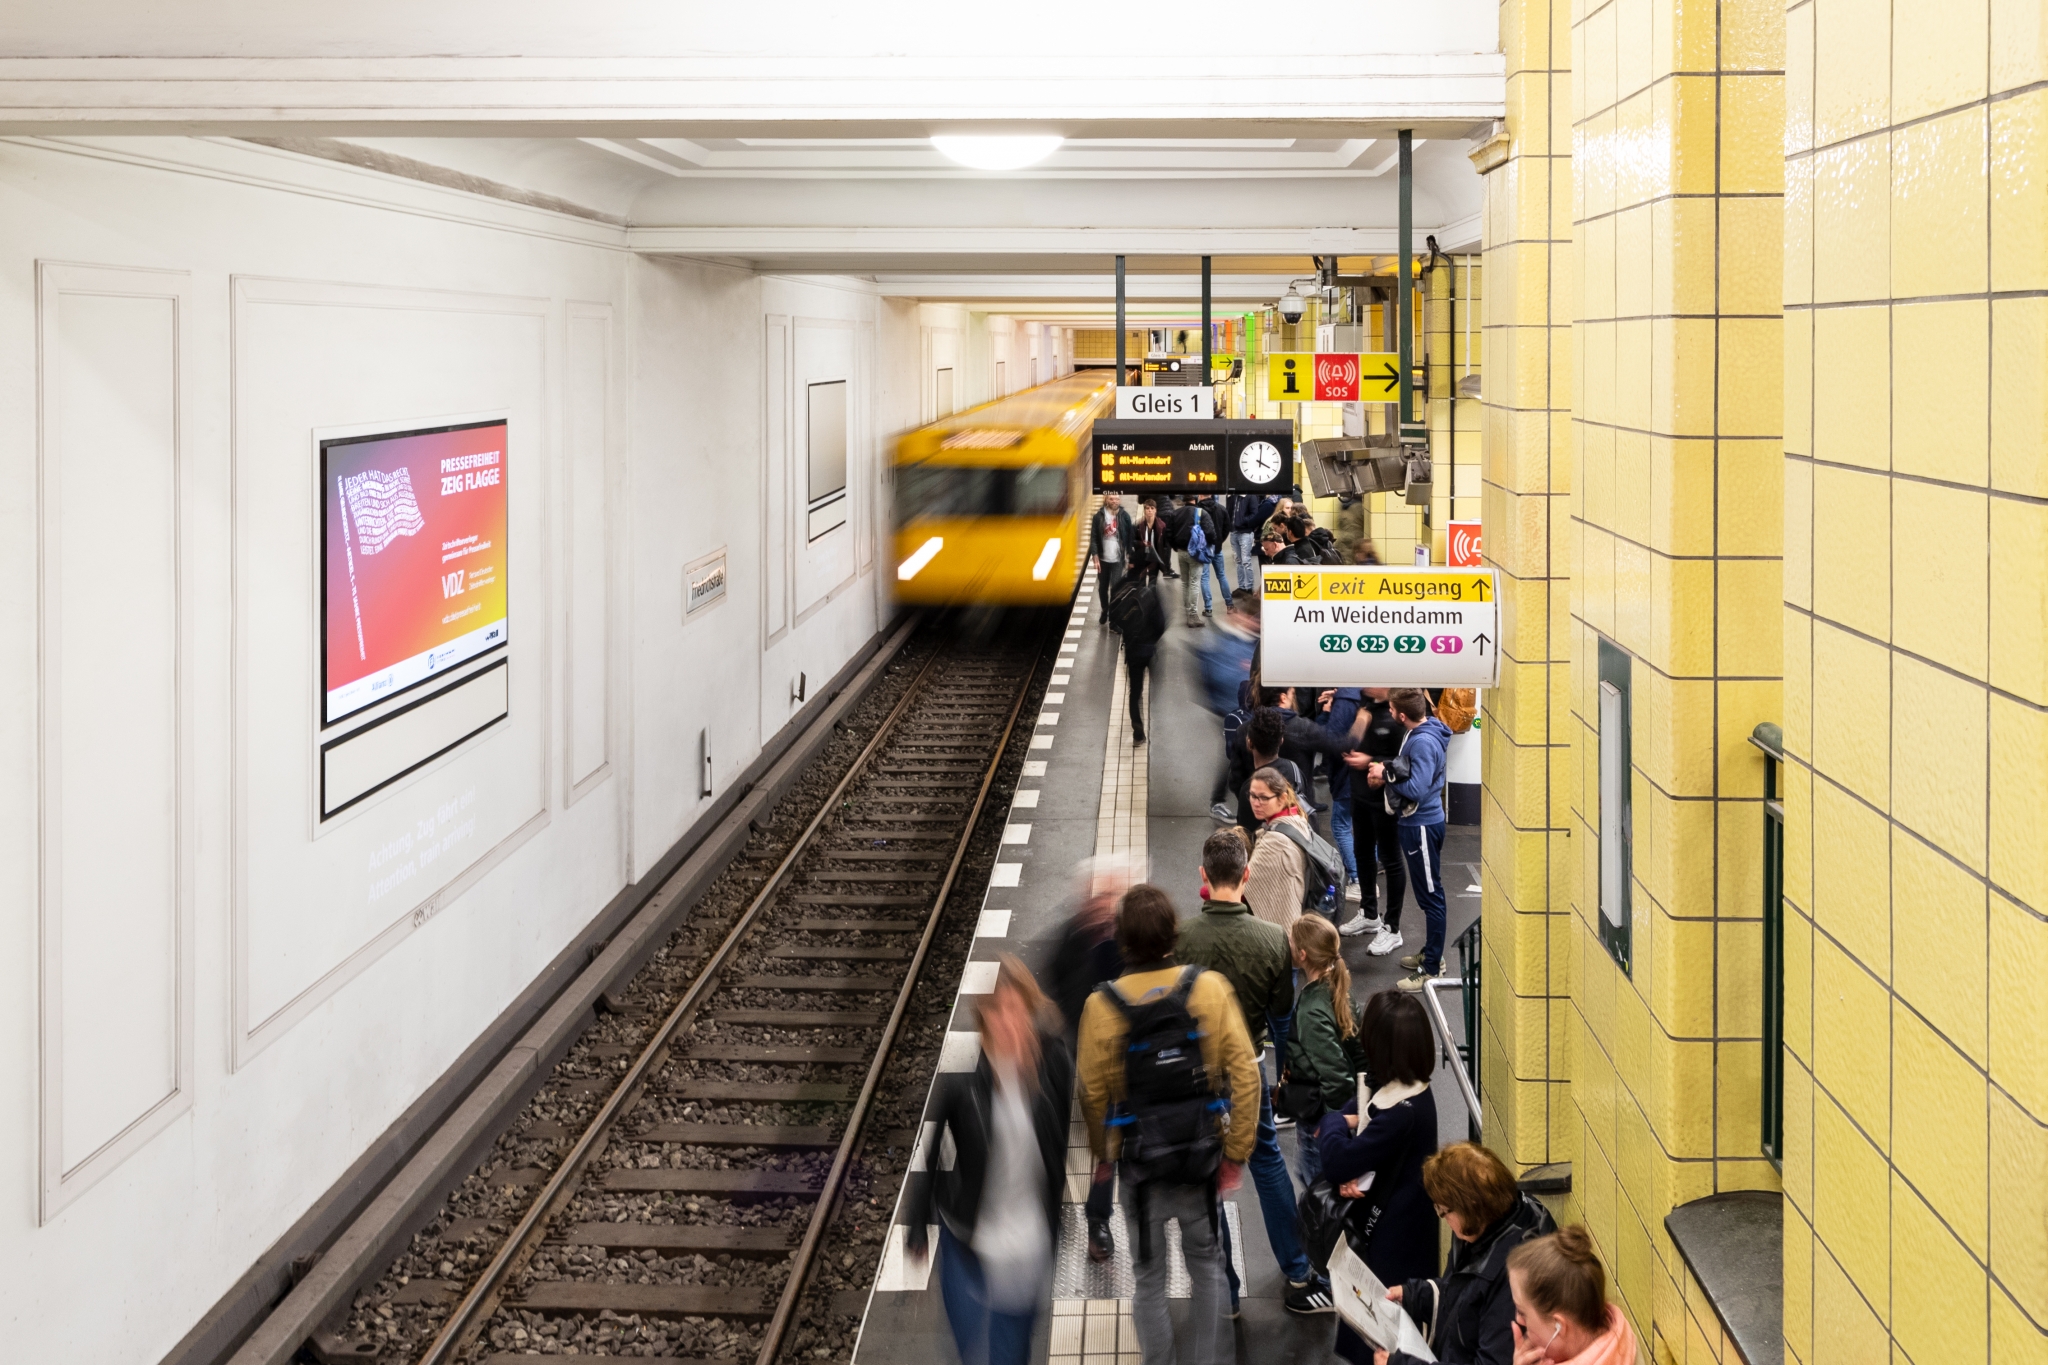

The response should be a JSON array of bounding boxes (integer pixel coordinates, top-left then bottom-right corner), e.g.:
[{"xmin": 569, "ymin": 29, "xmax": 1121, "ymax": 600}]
[{"xmin": 311, "ymin": 409, "xmax": 513, "ymax": 825}]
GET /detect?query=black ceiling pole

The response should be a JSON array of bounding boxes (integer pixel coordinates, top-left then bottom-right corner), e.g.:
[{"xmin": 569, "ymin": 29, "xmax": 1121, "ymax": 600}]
[
  {"xmin": 1398, "ymin": 131, "xmax": 1414, "ymax": 428},
  {"xmin": 1201, "ymin": 255, "xmax": 1213, "ymax": 388},
  {"xmin": 1115, "ymin": 255, "xmax": 1127, "ymax": 387}
]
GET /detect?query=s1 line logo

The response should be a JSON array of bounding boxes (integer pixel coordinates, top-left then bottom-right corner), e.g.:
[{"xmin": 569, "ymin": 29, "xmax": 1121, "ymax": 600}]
[{"xmin": 441, "ymin": 570, "xmax": 466, "ymax": 598}]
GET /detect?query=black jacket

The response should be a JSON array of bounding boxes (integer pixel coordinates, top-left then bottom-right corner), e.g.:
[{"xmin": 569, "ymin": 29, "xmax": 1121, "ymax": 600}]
[
  {"xmin": 1167, "ymin": 501, "xmax": 1221, "ymax": 554},
  {"xmin": 1049, "ymin": 917, "xmax": 1123, "ymax": 1040},
  {"xmin": 1391, "ymin": 1193, "xmax": 1558, "ymax": 1365},
  {"xmin": 1313, "ymin": 1086, "xmax": 1441, "ymax": 1287},
  {"xmin": 1132, "ymin": 517, "xmax": 1171, "ymax": 575},
  {"xmin": 904, "ymin": 1031, "xmax": 1073, "ymax": 1258},
  {"xmin": 1089, "ymin": 506, "xmax": 1134, "ymax": 565},
  {"xmin": 1233, "ymin": 494, "xmax": 1277, "ymax": 533},
  {"xmin": 1117, "ymin": 578, "xmax": 1168, "ymax": 661}
]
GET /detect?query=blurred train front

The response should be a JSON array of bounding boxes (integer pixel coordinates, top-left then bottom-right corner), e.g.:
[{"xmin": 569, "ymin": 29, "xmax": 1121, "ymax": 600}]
[{"xmin": 891, "ymin": 373, "xmax": 1113, "ymax": 607}]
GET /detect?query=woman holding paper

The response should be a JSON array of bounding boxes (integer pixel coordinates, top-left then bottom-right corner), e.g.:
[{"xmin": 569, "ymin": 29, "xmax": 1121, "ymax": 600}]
[
  {"xmin": 1313, "ymin": 992, "xmax": 1440, "ymax": 1286},
  {"xmin": 1371, "ymin": 1142, "xmax": 1558, "ymax": 1365}
]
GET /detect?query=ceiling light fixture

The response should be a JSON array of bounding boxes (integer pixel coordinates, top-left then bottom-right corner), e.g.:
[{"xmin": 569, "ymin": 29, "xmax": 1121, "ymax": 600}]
[{"xmin": 930, "ymin": 135, "xmax": 1064, "ymax": 170}]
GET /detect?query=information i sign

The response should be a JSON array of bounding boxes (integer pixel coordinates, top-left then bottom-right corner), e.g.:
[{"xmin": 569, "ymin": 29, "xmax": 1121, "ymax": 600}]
[{"xmin": 1260, "ymin": 566, "xmax": 1500, "ymax": 688}]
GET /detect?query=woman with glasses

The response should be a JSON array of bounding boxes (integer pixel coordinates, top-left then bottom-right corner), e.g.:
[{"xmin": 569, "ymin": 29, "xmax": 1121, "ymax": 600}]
[{"xmin": 1364, "ymin": 1141, "xmax": 1558, "ymax": 1365}]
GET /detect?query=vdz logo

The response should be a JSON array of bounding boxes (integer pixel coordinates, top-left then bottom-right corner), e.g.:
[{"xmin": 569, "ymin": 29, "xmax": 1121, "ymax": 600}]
[
  {"xmin": 1319, "ymin": 634, "xmax": 1353, "ymax": 653},
  {"xmin": 441, "ymin": 570, "xmax": 466, "ymax": 598}
]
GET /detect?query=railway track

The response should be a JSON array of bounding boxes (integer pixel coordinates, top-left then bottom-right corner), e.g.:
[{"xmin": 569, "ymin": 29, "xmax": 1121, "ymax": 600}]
[{"xmin": 286, "ymin": 622, "xmax": 1052, "ymax": 1365}]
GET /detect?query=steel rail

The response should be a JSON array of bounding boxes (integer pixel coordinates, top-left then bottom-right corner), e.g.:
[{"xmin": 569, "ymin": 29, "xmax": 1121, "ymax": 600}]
[
  {"xmin": 752, "ymin": 635, "xmax": 1046, "ymax": 1365},
  {"xmin": 1420, "ymin": 977, "xmax": 1483, "ymax": 1131},
  {"xmin": 411, "ymin": 641, "xmax": 948, "ymax": 1365}
]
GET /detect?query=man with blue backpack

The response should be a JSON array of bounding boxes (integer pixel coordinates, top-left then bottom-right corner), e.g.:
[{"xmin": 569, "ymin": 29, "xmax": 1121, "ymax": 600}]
[
  {"xmin": 1168, "ymin": 495, "xmax": 1224, "ymax": 628},
  {"xmin": 1080, "ymin": 885, "xmax": 1262, "ymax": 1365}
]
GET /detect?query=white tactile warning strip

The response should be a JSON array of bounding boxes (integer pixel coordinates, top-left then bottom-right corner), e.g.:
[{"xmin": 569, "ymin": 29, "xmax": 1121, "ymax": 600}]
[{"xmin": 1092, "ymin": 647, "xmax": 1148, "ymax": 890}]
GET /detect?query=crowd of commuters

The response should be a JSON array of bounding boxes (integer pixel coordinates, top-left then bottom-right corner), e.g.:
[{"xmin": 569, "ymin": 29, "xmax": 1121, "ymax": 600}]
[
  {"xmin": 890, "ymin": 492, "xmax": 1636, "ymax": 1365},
  {"xmin": 924, "ymin": 870, "xmax": 1641, "ymax": 1365}
]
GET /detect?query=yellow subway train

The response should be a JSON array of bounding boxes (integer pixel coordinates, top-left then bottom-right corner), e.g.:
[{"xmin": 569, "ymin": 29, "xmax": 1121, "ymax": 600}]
[{"xmin": 891, "ymin": 372, "xmax": 1114, "ymax": 607}]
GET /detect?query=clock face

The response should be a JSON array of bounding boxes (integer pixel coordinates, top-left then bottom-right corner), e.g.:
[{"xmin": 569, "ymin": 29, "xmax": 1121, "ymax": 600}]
[{"xmin": 1238, "ymin": 440, "xmax": 1284, "ymax": 485}]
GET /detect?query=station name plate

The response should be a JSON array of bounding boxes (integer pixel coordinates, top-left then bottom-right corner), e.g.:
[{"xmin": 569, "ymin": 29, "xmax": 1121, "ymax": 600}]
[
  {"xmin": 1115, "ymin": 386, "xmax": 1212, "ymax": 419},
  {"xmin": 1260, "ymin": 567, "xmax": 1500, "ymax": 687}
]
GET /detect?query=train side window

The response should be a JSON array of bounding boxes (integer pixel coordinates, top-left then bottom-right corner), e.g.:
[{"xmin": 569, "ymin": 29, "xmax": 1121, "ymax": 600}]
[
  {"xmin": 896, "ymin": 465, "xmax": 997, "ymax": 521},
  {"xmin": 1011, "ymin": 464, "xmax": 1070, "ymax": 517}
]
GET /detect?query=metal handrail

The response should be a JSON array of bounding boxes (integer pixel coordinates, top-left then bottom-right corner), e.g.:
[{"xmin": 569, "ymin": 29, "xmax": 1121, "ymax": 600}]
[{"xmin": 1420, "ymin": 978, "xmax": 1482, "ymax": 1135}]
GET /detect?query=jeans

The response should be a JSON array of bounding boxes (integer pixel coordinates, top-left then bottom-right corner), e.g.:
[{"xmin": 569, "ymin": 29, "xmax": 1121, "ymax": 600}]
[
  {"xmin": 1329, "ymin": 793, "xmax": 1358, "ymax": 885},
  {"xmin": 1124, "ymin": 1179, "xmax": 1231, "ymax": 1365},
  {"xmin": 1296, "ymin": 1116, "xmax": 1325, "ymax": 1188},
  {"xmin": 1217, "ymin": 1087, "xmax": 1313, "ymax": 1296},
  {"xmin": 938, "ymin": 1224, "xmax": 1039, "ymax": 1365},
  {"xmin": 1204, "ymin": 553, "xmax": 1232, "ymax": 610},
  {"xmin": 1352, "ymin": 791, "xmax": 1408, "ymax": 928},
  {"xmin": 1398, "ymin": 820, "xmax": 1449, "ymax": 971},
  {"xmin": 1176, "ymin": 551, "xmax": 1211, "ymax": 615},
  {"xmin": 1231, "ymin": 531, "xmax": 1258, "ymax": 591},
  {"xmin": 1096, "ymin": 558, "xmax": 1126, "ymax": 617},
  {"xmin": 1126, "ymin": 652, "xmax": 1153, "ymax": 734}
]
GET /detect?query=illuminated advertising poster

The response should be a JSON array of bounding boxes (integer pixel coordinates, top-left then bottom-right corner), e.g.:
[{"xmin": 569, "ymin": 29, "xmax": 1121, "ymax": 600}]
[{"xmin": 322, "ymin": 420, "xmax": 508, "ymax": 723}]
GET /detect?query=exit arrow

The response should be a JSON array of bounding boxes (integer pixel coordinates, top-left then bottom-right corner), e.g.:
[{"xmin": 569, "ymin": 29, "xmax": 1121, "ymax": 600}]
[
  {"xmin": 1468, "ymin": 578, "xmax": 1492, "ymax": 601},
  {"xmin": 1369, "ymin": 360, "xmax": 1400, "ymax": 395},
  {"xmin": 1473, "ymin": 632, "xmax": 1491, "ymax": 656}
]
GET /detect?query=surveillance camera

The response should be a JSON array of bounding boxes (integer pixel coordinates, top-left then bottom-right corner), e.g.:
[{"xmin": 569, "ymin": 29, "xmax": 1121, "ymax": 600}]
[{"xmin": 1277, "ymin": 286, "xmax": 1307, "ymax": 324}]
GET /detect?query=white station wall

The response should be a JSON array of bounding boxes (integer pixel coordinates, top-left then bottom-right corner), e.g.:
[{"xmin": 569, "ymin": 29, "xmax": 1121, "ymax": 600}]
[{"xmin": 0, "ymin": 136, "xmax": 907, "ymax": 1362}]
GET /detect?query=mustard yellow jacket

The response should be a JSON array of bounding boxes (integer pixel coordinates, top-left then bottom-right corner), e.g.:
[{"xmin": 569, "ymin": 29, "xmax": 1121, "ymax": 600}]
[{"xmin": 1076, "ymin": 963, "xmax": 1263, "ymax": 1167}]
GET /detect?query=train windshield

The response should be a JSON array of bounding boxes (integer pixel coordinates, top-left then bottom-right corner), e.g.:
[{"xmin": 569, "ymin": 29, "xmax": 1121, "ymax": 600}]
[{"xmin": 897, "ymin": 463, "xmax": 1070, "ymax": 521}]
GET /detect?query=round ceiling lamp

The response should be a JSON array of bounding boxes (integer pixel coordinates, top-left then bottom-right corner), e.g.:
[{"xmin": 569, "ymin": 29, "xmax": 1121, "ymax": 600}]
[{"xmin": 930, "ymin": 135, "xmax": 1064, "ymax": 170}]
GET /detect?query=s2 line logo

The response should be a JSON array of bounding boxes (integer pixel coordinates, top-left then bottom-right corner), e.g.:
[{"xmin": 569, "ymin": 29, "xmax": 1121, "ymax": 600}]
[{"xmin": 441, "ymin": 570, "xmax": 466, "ymax": 598}]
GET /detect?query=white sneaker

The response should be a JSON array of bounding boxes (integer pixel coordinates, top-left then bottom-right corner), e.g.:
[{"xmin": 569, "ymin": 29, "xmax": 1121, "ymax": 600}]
[
  {"xmin": 1367, "ymin": 927, "xmax": 1405, "ymax": 957},
  {"xmin": 1209, "ymin": 801, "xmax": 1234, "ymax": 823},
  {"xmin": 1337, "ymin": 913, "xmax": 1377, "ymax": 938},
  {"xmin": 1344, "ymin": 879, "xmax": 1362, "ymax": 902}
]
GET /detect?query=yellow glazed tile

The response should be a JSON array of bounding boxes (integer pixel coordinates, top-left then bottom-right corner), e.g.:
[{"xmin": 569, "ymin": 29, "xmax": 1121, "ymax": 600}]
[
  {"xmin": 1989, "ymin": 889, "xmax": 2048, "ymax": 1117},
  {"xmin": 1891, "ymin": 1176, "xmax": 1989, "ymax": 1365},
  {"xmin": 1990, "ymin": 90, "xmax": 2048, "ymax": 290},
  {"xmin": 1785, "ymin": 1, "xmax": 1815, "ymax": 154},
  {"xmin": 1784, "ymin": 609, "xmax": 1813, "ymax": 757},
  {"xmin": 1892, "ymin": 109, "xmax": 1990, "ymax": 299},
  {"xmin": 1722, "ymin": 0, "xmax": 1785, "ymax": 71},
  {"xmin": 1785, "ymin": 153, "xmax": 1814, "ymax": 306},
  {"xmin": 1891, "ymin": 1002, "xmax": 1988, "ymax": 1255},
  {"xmin": 1811, "ymin": 140, "xmax": 1892, "ymax": 305},
  {"xmin": 1990, "ymin": 497, "xmax": 2048, "ymax": 705},
  {"xmin": 1812, "ymin": 1096, "xmax": 1891, "ymax": 1324},
  {"xmin": 1718, "ymin": 317, "xmax": 1784, "ymax": 439},
  {"xmin": 1717, "ymin": 558, "xmax": 1784, "ymax": 677},
  {"xmin": 1810, "ymin": 307, "xmax": 1889, "ymax": 470},
  {"xmin": 1989, "ymin": 1086, "xmax": 2048, "ymax": 1325},
  {"xmin": 1651, "ymin": 197, "xmax": 1716, "ymax": 318},
  {"xmin": 1809, "ymin": 622, "xmax": 1889, "ymax": 803},
  {"xmin": 1783, "ymin": 1052, "xmax": 1815, "ymax": 1212},
  {"xmin": 1989, "ymin": 697, "xmax": 2048, "ymax": 912},
  {"xmin": 1990, "ymin": 297, "xmax": 2048, "ymax": 497},
  {"xmin": 1892, "ymin": 0, "xmax": 1988, "ymax": 123},
  {"xmin": 1812, "ymin": 934, "xmax": 1891, "ymax": 1140},
  {"xmin": 1891, "ymin": 655, "xmax": 1988, "ymax": 871},
  {"xmin": 1784, "ymin": 1204, "xmax": 1814, "ymax": 1364},
  {"xmin": 1719, "ymin": 195, "xmax": 1784, "ymax": 318},
  {"xmin": 1649, "ymin": 436, "xmax": 1714, "ymax": 558},
  {"xmin": 1809, "ymin": 779, "xmax": 1890, "ymax": 978},
  {"xmin": 1718, "ymin": 439, "xmax": 1783, "ymax": 559},
  {"xmin": 1721, "ymin": 74, "xmax": 1787, "ymax": 195},
  {"xmin": 1991, "ymin": 0, "xmax": 2048, "ymax": 93},
  {"xmin": 1990, "ymin": 1286, "xmax": 2048, "ymax": 1364},
  {"xmin": 1812, "ymin": 0, "xmax": 1891, "ymax": 144},
  {"xmin": 1784, "ymin": 307, "xmax": 1813, "ymax": 460},
  {"xmin": 1891, "ymin": 479, "xmax": 1988, "ymax": 676},
  {"xmin": 1892, "ymin": 300, "xmax": 1989, "ymax": 485},
  {"xmin": 1811, "ymin": 1247, "xmax": 1888, "ymax": 1365},
  {"xmin": 1890, "ymin": 828, "xmax": 1989, "ymax": 1063}
]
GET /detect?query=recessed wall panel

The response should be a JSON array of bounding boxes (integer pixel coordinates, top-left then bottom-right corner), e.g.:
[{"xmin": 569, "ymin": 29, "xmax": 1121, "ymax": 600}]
[
  {"xmin": 37, "ymin": 264, "xmax": 193, "ymax": 1219},
  {"xmin": 565, "ymin": 304, "xmax": 611, "ymax": 796}
]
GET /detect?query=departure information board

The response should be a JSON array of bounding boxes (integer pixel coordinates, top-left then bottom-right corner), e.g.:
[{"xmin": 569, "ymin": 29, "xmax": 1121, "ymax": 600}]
[{"xmin": 1090, "ymin": 419, "xmax": 1294, "ymax": 495}]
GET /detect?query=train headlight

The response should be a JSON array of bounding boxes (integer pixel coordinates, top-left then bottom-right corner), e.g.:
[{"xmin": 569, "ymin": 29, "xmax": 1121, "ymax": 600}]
[
  {"xmin": 897, "ymin": 537, "xmax": 943, "ymax": 581},
  {"xmin": 1032, "ymin": 538, "xmax": 1061, "ymax": 581}
]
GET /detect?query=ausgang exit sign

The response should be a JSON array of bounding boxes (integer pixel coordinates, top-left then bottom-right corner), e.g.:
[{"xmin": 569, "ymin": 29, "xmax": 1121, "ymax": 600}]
[{"xmin": 1260, "ymin": 566, "xmax": 1500, "ymax": 687}]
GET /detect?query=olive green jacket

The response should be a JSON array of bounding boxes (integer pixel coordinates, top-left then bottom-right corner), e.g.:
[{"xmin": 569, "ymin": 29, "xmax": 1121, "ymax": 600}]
[
  {"xmin": 1175, "ymin": 896, "xmax": 1293, "ymax": 1052},
  {"xmin": 1286, "ymin": 977, "xmax": 1358, "ymax": 1112}
]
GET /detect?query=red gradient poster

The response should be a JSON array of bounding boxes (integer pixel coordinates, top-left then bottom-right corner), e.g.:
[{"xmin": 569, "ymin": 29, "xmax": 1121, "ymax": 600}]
[{"xmin": 322, "ymin": 420, "xmax": 509, "ymax": 723}]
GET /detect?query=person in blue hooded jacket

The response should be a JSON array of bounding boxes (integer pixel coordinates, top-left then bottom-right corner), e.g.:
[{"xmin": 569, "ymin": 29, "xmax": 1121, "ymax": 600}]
[{"xmin": 1352, "ymin": 688, "xmax": 1453, "ymax": 990}]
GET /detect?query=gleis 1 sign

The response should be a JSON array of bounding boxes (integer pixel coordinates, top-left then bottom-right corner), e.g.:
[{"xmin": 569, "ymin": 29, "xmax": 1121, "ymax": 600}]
[{"xmin": 1260, "ymin": 567, "xmax": 1500, "ymax": 688}]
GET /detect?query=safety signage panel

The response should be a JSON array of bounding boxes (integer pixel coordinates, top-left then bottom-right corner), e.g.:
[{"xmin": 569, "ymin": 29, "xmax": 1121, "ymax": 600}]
[
  {"xmin": 1447, "ymin": 519, "xmax": 1483, "ymax": 567},
  {"xmin": 1267, "ymin": 352, "xmax": 1401, "ymax": 402},
  {"xmin": 1259, "ymin": 567, "xmax": 1500, "ymax": 687}
]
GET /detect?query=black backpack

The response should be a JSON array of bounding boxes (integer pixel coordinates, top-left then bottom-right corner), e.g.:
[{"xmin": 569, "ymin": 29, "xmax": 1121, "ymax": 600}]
[
  {"xmin": 1100, "ymin": 967, "xmax": 1223, "ymax": 1189},
  {"xmin": 1268, "ymin": 819, "xmax": 1345, "ymax": 913},
  {"xmin": 1105, "ymin": 577, "xmax": 1151, "ymax": 636}
]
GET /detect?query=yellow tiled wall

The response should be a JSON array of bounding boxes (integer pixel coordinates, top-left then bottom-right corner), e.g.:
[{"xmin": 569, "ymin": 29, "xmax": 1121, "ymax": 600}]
[
  {"xmin": 1564, "ymin": 0, "xmax": 1788, "ymax": 1338},
  {"xmin": 1780, "ymin": 0, "xmax": 2048, "ymax": 1359},
  {"xmin": 1474, "ymin": 0, "xmax": 1577, "ymax": 1175}
]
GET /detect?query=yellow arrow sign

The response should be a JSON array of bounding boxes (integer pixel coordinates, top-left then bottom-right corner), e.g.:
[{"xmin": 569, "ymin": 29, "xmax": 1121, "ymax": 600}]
[{"xmin": 1266, "ymin": 352, "xmax": 1402, "ymax": 402}]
